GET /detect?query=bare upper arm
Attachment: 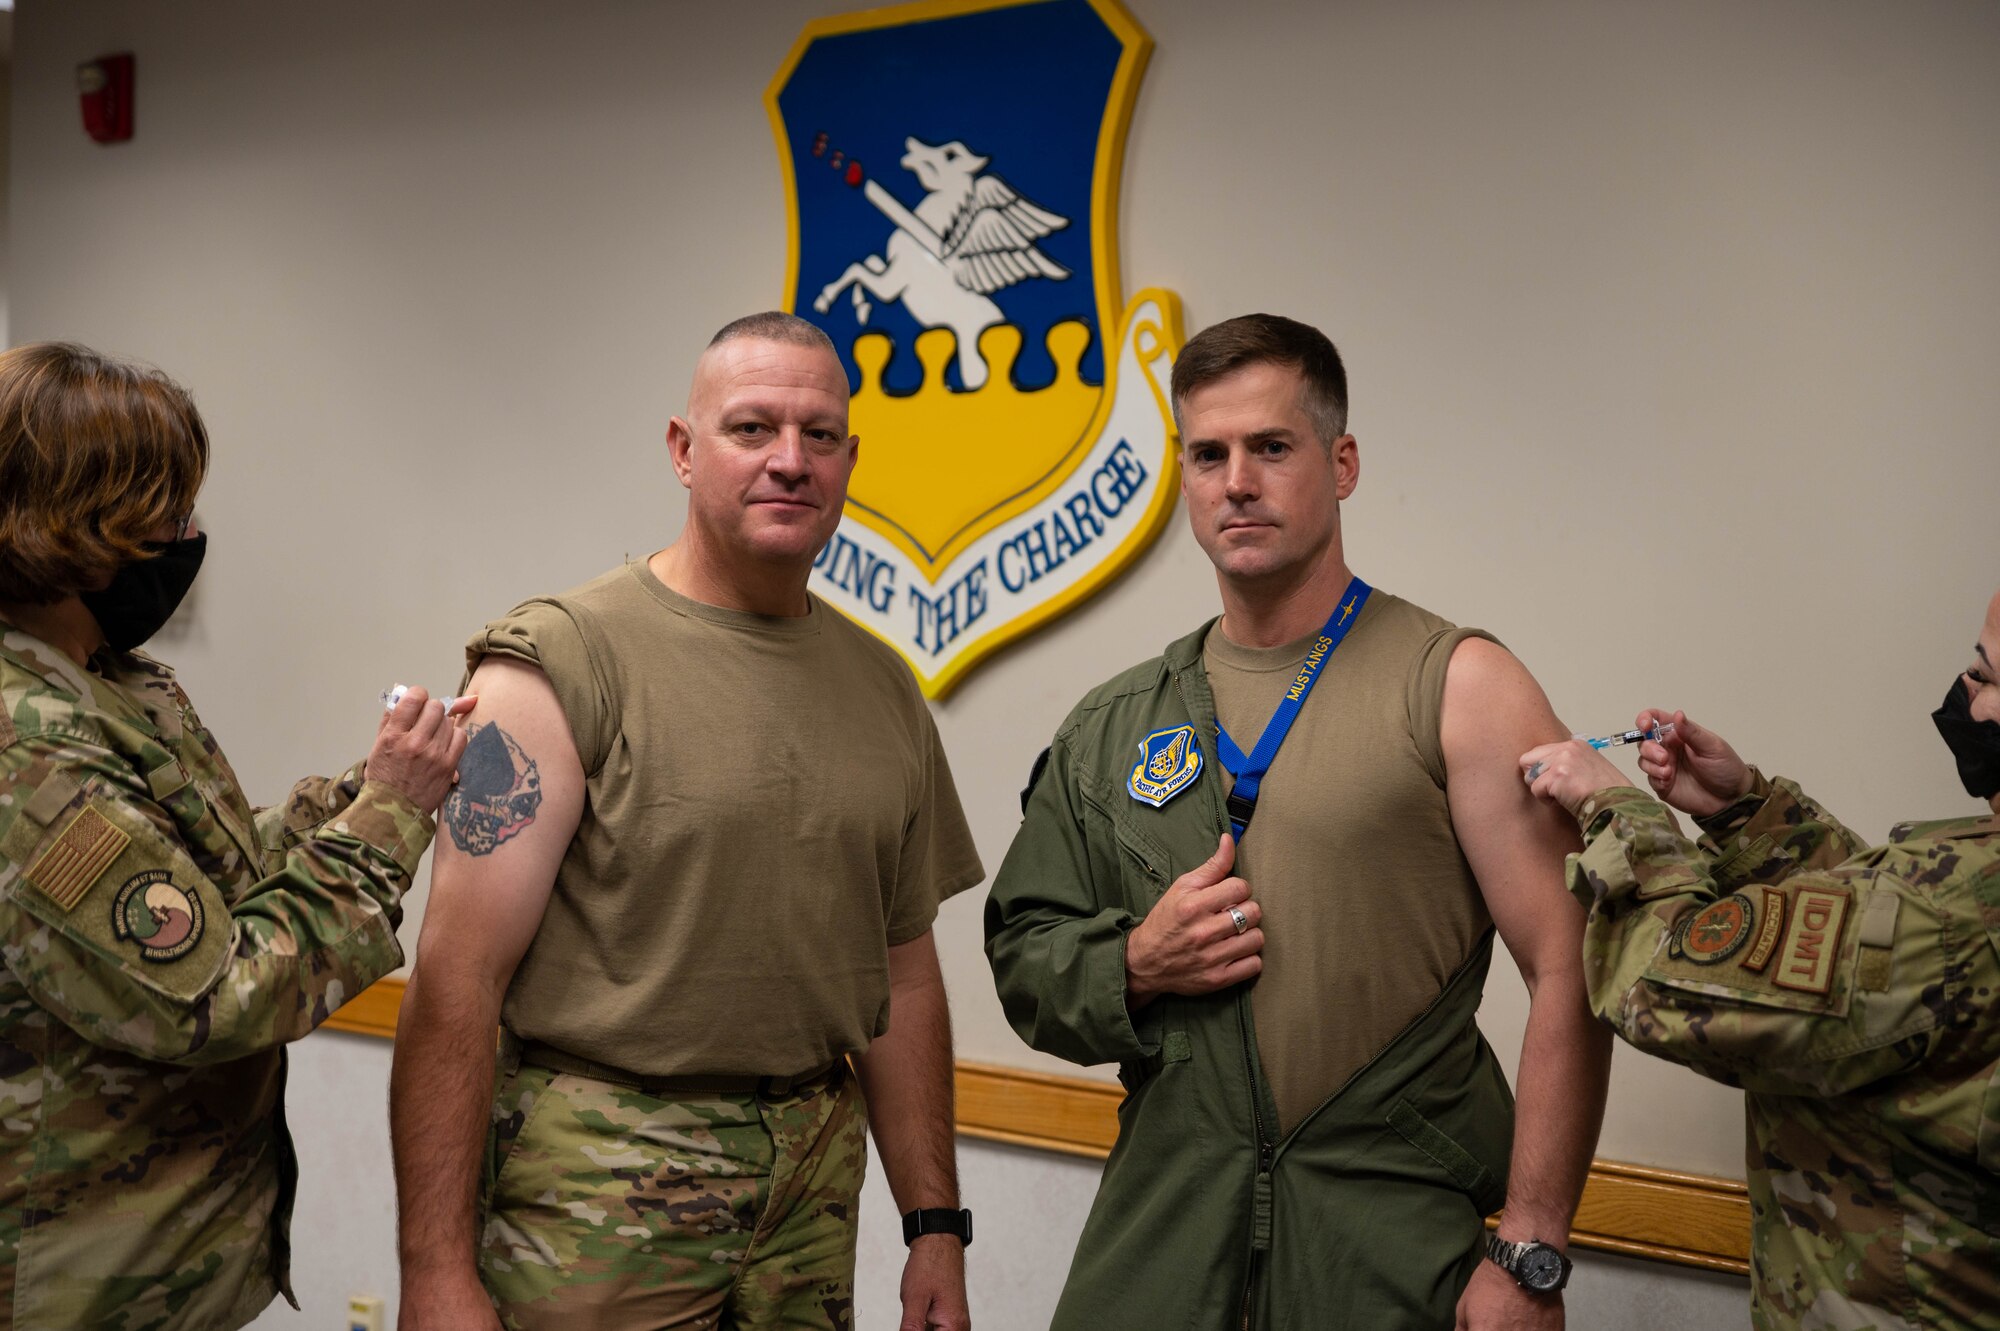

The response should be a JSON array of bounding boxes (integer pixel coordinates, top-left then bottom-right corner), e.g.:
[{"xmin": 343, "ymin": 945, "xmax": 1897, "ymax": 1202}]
[
  {"xmin": 414, "ymin": 656, "xmax": 585, "ymax": 992},
  {"xmin": 1440, "ymin": 638, "xmax": 1587, "ymax": 983},
  {"xmin": 886, "ymin": 927, "xmax": 943, "ymax": 993}
]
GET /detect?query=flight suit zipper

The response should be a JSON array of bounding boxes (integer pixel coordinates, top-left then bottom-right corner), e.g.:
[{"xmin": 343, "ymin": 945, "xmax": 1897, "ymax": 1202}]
[
  {"xmin": 1239, "ymin": 1001, "xmax": 1276, "ymax": 1330},
  {"xmin": 1168, "ymin": 660, "xmax": 1279, "ymax": 1331}
]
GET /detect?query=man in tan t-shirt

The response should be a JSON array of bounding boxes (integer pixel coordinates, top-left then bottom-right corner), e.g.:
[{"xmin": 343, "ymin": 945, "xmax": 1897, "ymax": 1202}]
[
  {"xmin": 985, "ymin": 314, "xmax": 1613, "ymax": 1329},
  {"xmin": 391, "ymin": 313, "xmax": 984, "ymax": 1331}
]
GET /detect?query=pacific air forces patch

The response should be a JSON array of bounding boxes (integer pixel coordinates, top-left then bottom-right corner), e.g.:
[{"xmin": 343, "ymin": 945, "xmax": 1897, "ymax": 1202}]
[
  {"xmin": 112, "ymin": 869, "xmax": 205, "ymax": 963},
  {"xmin": 1129, "ymin": 725, "xmax": 1201, "ymax": 808}
]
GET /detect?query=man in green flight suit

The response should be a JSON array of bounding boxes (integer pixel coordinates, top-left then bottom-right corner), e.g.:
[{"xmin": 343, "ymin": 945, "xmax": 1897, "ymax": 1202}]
[
  {"xmin": 986, "ymin": 314, "xmax": 1612, "ymax": 1329},
  {"xmin": 1518, "ymin": 588, "xmax": 2000, "ymax": 1330}
]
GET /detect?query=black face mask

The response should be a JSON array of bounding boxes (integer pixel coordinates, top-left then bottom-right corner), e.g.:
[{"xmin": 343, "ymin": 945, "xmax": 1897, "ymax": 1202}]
[
  {"xmin": 1931, "ymin": 675, "xmax": 2000, "ymax": 801},
  {"xmin": 81, "ymin": 533, "xmax": 206, "ymax": 652}
]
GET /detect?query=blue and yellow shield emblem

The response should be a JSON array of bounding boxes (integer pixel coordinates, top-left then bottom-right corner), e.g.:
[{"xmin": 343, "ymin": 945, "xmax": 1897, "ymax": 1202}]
[
  {"xmin": 769, "ymin": 0, "xmax": 1183, "ymax": 697},
  {"xmin": 1129, "ymin": 725, "xmax": 1202, "ymax": 808}
]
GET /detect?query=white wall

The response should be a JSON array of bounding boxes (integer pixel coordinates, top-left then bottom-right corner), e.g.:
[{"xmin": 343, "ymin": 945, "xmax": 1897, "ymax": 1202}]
[
  {"xmin": 0, "ymin": 11, "xmax": 12, "ymax": 343},
  {"xmin": 11, "ymin": 1, "xmax": 1998, "ymax": 1327}
]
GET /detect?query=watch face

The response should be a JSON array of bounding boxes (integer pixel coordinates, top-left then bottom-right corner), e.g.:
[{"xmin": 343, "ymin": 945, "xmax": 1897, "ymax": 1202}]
[{"xmin": 1519, "ymin": 1247, "xmax": 1566, "ymax": 1292}]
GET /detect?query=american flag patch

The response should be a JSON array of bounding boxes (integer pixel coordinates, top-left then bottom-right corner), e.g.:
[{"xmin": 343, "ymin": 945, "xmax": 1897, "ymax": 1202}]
[{"xmin": 26, "ymin": 807, "xmax": 129, "ymax": 912}]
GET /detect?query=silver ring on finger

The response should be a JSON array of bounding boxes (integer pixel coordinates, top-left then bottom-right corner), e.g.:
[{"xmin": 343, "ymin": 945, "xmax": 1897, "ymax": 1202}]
[{"xmin": 1228, "ymin": 906, "xmax": 1249, "ymax": 936}]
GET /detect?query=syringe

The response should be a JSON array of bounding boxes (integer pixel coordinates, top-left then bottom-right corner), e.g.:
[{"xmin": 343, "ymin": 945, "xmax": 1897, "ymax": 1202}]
[
  {"xmin": 380, "ymin": 683, "xmax": 459, "ymax": 716},
  {"xmin": 1525, "ymin": 722, "xmax": 1675, "ymax": 783},
  {"xmin": 1581, "ymin": 722, "xmax": 1675, "ymax": 751}
]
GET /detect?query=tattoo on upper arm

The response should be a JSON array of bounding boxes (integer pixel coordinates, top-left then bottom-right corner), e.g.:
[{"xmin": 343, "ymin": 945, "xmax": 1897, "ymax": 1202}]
[{"xmin": 442, "ymin": 723, "xmax": 543, "ymax": 855}]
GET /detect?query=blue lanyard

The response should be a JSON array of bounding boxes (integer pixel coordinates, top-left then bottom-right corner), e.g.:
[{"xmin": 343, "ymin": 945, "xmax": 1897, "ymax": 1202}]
[{"xmin": 1215, "ymin": 578, "xmax": 1373, "ymax": 840}]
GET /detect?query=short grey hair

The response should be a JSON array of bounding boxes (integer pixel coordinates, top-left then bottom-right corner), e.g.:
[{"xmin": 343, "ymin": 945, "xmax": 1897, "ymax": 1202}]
[{"xmin": 708, "ymin": 311, "xmax": 838, "ymax": 358}]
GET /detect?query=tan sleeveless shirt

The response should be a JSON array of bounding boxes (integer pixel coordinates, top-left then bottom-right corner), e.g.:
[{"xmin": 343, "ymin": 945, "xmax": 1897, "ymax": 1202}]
[
  {"xmin": 465, "ymin": 562, "xmax": 984, "ymax": 1077},
  {"xmin": 1204, "ymin": 592, "xmax": 1493, "ymax": 1134}
]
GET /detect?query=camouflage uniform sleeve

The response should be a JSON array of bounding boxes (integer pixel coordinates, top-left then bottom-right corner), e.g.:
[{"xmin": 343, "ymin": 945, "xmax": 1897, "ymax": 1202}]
[
  {"xmin": 252, "ymin": 756, "xmax": 369, "ymax": 857},
  {"xmin": 0, "ymin": 734, "xmax": 432, "ymax": 1066},
  {"xmin": 1690, "ymin": 767, "xmax": 1872, "ymax": 891},
  {"xmin": 1569, "ymin": 786, "xmax": 1953, "ymax": 1098}
]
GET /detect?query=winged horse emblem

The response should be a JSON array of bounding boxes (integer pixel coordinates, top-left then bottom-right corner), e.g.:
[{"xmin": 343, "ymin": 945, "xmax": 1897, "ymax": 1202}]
[{"xmin": 813, "ymin": 135, "xmax": 1071, "ymax": 389}]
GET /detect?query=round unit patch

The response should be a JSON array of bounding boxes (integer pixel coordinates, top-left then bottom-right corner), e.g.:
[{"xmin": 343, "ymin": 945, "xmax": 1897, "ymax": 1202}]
[
  {"xmin": 1675, "ymin": 893, "xmax": 1754, "ymax": 966},
  {"xmin": 111, "ymin": 869, "xmax": 205, "ymax": 963}
]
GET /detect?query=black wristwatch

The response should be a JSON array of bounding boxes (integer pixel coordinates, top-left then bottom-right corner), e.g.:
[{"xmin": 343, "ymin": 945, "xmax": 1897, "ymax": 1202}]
[
  {"xmin": 1486, "ymin": 1234, "xmax": 1571, "ymax": 1294},
  {"xmin": 902, "ymin": 1207, "xmax": 973, "ymax": 1247}
]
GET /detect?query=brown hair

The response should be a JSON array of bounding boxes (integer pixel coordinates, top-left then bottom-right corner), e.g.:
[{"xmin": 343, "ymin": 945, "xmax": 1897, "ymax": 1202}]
[
  {"xmin": 0, "ymin": 342, "xmax": 209, "ymax": 605},
  {"xmin": 1170, "ymin": 313, "xmax": 1348, "ymax": 445}
]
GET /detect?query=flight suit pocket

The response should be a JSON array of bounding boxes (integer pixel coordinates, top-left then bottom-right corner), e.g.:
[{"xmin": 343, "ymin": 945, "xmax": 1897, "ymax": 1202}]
[
  {"xmin": 1079, "ymin": 774, "xmax": 1194, "ymax": 1072},
  {"xmin": 1075, "ymin": 777, "xmax": 1170, "ymax": 917},
  {"xmin": 1108, "ymin": 815, "xmax": 1188, "ymax": 1070},
  {"xmin": 1117, "ymin": 1024, "xmax": 1192, "ymax": 1094},
  {"xmin": 1387, "ymin": 1098, "xmax": 1501, "ymax": 1211},
  {"xmin": 1110, "ymin": 1022, "xmax": 1199, "ymax": 1177},
  {"xmin": 1111, "ymin": 809, "xmax": 1172, "ymax": 906}
]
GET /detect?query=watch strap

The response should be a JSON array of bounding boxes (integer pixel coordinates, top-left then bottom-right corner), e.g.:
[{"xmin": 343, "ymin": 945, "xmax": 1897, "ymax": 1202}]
[
  {"xmin": 1486, "ymin": 1233, "xmax": 1571, "ymax": 1293},
  {"xmin": 902, "ymin": 1207, "xmax": 973, "ymax": 1247}
]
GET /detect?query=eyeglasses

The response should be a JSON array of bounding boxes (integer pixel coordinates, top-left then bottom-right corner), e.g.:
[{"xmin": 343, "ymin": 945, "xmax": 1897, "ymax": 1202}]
[{"xmin": 172, "ymin": 512, "xmax": 197, "ymax": 541}]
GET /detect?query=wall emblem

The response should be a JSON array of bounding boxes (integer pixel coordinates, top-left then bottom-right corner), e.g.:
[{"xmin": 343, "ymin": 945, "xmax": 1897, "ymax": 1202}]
[{"xmin": 769, "ymin": 0, "xmax": 1183, "ymax": 697}]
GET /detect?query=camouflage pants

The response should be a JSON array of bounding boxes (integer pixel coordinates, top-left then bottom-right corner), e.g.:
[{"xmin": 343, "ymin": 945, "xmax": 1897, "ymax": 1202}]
[{"xmin": 478, "ymin": 1056, "xmax": 867, "ymax": 1330}]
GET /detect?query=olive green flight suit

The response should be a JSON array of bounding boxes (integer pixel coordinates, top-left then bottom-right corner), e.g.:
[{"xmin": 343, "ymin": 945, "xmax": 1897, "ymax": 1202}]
[{"xmin": 986, "ymin": 623, "xmax": 1513, "ymax": 1330}]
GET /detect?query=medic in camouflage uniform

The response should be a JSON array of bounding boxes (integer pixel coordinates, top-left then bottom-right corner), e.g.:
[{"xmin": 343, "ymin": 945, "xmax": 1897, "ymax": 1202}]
[
  {"xmin": 1520, "ymin": 592, "xmax": 2000, "ymax": 1331},
  {"xmin": 0, "ymin": 343, "xmax": 468, "ymax": 1330}
]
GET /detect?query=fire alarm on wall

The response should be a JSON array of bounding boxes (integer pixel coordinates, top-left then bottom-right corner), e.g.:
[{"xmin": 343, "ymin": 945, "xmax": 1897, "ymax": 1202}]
[{"xmin": 78, "ymin": 53, "xmax": 135, "ymax": 144}]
